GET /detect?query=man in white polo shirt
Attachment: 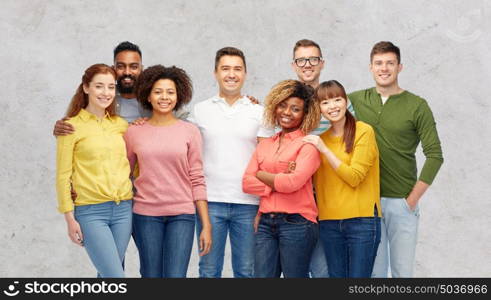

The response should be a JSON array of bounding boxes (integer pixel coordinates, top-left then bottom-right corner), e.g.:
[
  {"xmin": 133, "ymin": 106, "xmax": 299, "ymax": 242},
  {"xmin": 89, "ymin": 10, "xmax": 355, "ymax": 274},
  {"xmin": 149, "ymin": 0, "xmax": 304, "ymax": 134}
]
[{"xmin": 189, "ymin": 47, "xmax": 274, "ymax": 278}]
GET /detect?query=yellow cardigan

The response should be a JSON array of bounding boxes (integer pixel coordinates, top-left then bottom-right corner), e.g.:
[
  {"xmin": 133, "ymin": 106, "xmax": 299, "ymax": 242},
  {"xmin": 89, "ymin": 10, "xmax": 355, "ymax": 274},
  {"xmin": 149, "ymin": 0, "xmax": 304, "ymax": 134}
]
[{"xmin": 314, "ymin": 121, "xmax": 381, "ymax": 220}]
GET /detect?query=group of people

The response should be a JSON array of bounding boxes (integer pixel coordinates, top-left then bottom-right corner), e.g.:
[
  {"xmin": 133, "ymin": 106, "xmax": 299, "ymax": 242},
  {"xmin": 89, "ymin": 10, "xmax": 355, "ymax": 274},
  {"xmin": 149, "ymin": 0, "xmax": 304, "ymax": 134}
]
[{"xmin": 54, "ymin": 39, "xmax": 443, "ymax": 278}]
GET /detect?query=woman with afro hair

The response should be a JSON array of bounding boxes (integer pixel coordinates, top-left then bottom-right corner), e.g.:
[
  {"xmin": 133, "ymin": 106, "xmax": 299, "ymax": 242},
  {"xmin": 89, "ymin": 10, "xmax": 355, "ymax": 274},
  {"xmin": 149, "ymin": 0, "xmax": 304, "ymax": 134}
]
[{"xmin": 124, "ymin": 65, "xmax": 211, "ymax": 278}]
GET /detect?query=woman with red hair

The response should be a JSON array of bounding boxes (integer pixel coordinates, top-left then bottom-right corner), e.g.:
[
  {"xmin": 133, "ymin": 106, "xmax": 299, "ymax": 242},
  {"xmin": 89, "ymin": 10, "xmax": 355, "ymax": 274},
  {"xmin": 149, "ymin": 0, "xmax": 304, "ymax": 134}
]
[{"xmin": 56, "ymin": 64, "xmax": 133, "ymax": 277}]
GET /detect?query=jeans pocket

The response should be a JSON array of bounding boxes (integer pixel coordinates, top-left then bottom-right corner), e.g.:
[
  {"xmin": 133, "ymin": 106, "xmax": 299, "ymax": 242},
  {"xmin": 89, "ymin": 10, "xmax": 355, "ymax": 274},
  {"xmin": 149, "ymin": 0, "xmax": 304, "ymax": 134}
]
[
  {"xmin": 283, "ymin": 213, "xmax": 309, "ymax": 225},
  {"xmin": 352, "ymin": 217, "xmax": 378, "ymax": 234},
  {"xmin": 402, "ymin": 198, "xmax": 420, "ymax": 217},
  {"xmin": 74, "ymin": 204, "xmax": 92, "ymax": 216}
]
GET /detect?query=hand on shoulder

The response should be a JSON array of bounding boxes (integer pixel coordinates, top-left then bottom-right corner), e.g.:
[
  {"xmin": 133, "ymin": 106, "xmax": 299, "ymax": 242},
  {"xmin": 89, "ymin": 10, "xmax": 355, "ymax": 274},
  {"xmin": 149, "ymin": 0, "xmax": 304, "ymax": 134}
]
[
  {"xmin": 53, "ymin": 117, "xmax": 74, "ymax": 137},
  {"xmin": 302, "ymin": 134, "xmax": 327, "ymax": 153},
  {"xmin": 129, "ymin": 117, "xmax": 149, "ymax": 126}
]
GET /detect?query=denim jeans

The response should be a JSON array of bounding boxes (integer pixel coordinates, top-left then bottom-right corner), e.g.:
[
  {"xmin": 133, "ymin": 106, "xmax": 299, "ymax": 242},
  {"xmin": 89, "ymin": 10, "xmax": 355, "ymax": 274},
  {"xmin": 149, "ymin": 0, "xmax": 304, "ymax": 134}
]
[
  {"xmin": 319, "ymin": 209, "xmax": 381, "ymax": 278},
  {"xmin": 309, "ymin": 238, "xmax": 329, "ymax": 277},
  {"xmin": 372, "ymin": 197, "xmax": 420, "ymax": 278},
  {"xmin": 196, "ymin": 202, "xmax": 258, "ymax": 278},
  {"xmin": 309, "ymin": 188, "xmax": 328, "ymax": 278},
  {"xmin": 74, "ymin": 200, "xmax": 132, "ymax": 278},
  {"xmin": 132, "ymin": 213, "xmax": 195, "ymax": 278},
  {"xmin": 254, "ymin": 213, "xmax": 318, "ymax": 278}
]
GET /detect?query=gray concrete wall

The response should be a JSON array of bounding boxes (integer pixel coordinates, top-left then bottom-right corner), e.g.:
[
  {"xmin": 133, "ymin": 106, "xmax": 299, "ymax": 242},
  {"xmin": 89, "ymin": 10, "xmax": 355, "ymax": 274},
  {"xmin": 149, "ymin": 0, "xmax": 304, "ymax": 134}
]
[{"xmin": 1, "ymin": 0, "xmax": 489, "ymax": 277}]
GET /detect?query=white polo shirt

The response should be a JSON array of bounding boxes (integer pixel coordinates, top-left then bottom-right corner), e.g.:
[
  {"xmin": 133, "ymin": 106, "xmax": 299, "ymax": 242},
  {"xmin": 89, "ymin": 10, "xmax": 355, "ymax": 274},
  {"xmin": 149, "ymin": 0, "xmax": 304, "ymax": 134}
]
[{"xmin": 189, "ymin": 95, "xmax": 274, "ymax": 205}]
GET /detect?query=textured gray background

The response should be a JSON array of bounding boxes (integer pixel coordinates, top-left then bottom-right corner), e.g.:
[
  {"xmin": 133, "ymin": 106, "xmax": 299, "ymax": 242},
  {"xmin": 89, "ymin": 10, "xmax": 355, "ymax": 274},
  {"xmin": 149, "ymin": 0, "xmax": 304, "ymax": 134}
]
[{"xmin": 1, "ymin": 0, "xmax": 490, "ymax": 277}]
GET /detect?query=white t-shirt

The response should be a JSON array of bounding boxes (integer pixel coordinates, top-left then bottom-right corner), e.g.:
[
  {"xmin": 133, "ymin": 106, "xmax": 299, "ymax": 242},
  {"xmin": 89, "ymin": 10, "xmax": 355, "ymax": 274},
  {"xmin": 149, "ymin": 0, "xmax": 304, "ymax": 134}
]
[
  {"xmin": 381, "ymin": 96, "xmax": 389, "ymax": 105},
  {"xmin": 188, "ymin": 96, "xmax": 274, "ymax": 205}
]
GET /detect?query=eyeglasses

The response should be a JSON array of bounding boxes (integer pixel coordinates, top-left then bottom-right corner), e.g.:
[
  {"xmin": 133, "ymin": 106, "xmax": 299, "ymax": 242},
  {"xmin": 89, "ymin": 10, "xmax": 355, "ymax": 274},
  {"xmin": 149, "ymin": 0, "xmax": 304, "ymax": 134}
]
[{"xmin": 294, "ymin": 56, "xmax": 322, "ymax": 67}]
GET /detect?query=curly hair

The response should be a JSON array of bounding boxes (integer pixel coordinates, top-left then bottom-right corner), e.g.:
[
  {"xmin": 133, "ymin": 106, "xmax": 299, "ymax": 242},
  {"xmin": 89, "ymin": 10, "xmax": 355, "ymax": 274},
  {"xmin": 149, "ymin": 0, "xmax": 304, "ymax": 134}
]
[
  {"xmin": 263, "ymin": 80, "xmax": 320, "ymax": 134},
  {"xmin": 134, "ymin": 65, "xmax": 193, "ymax": 112},
  {"xmin": 66, "ymin": 64, "xmax": 117, "ymax": 118}
]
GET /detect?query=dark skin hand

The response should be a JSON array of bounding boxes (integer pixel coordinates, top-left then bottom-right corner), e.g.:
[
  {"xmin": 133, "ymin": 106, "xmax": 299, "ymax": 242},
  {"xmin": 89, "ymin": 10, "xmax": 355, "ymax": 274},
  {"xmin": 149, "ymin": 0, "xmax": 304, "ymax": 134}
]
[
  {"xmin": 70, "ymin": 186, "xmax": 77, "ymax": 201},
  {"xmin": 255, "ymin": 161, "xmax": 296, "ymax": 188},
  {"xmin": 246, "ymin": 95, "xmax": 260, "ymax": 104},
  {"xmin": 253, "ymin": 162, "xmax": 295, "ymax": 232},
  {"xmin": 53, "ymin": 117, "xmax": 75, "ymax": 136},
  {"xmin": 130, "ymin": 117, "xmax": 149, "ymax": 126}
]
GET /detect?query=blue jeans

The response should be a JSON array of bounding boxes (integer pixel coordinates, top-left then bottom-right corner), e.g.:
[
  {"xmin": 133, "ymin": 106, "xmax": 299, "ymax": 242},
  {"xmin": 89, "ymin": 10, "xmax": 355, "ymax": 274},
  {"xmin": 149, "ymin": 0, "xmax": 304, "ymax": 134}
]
[
  {"xmin": 309, "ymin": 188, "xmax": 328, "ymax": 277},
  {"xmin": 254, "ymin": 213, "xmax": 318, "ymax": 278},
  {"xmin": 132, "ymin": 213, "xmax": 195, "ymax": 278},
  {"xmin": 74, "ymin": 200, "xmax": 132, "ymax": 278},
  {"xmin": 372, "ymin": 197, "xmax": 420, "ymax": 278},
  {"xmin": 319, "ymin": 209, "xmax": 381, "ymax": 278},
  {"xmin": 196, "ymin": 202, "xmax": 257, "ymax": 278},
  {"xmin": 309, "ymin": 238, "xmax": 329, "ymax": 277}
]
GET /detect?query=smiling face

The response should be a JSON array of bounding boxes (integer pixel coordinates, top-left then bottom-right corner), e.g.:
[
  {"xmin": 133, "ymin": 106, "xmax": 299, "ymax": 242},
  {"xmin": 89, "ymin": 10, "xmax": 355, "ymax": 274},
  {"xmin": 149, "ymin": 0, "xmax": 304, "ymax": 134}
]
[
  {"xmin": 319, "ymin": 96, "xmax": 347, "ymax": 124},
  {"xmin": 114, "ymin": 50, "xmax": 142, "ymax": 95},
  {"xmin": 275, "ymin": 97, "xmax": 305, "ymax": 132},
  {"xmin": 370, "ymin": 52, "xmax": 403, "ymax": 89},
  {"xmin": 83, "ymin": 73, "xmax": 116, "ymax": 113},
  {"xmin": 214, "ymin": 55, "xmax": 246, "ymax": 98},
  {"xmin": 148, "ymin": 79, "xmax": 177, "ymax": 114},
  {"xmin": 292, "ymin": 46, "xmax": 324, "ymax": 87}
]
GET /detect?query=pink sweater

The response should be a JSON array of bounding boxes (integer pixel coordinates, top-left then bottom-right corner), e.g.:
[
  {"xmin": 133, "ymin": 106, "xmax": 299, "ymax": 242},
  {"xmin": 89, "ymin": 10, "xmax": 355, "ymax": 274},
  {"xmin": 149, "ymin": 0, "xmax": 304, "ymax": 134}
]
[{"xmin": 124, "ymin": 120, "xmax": 207, "ymax": 216}]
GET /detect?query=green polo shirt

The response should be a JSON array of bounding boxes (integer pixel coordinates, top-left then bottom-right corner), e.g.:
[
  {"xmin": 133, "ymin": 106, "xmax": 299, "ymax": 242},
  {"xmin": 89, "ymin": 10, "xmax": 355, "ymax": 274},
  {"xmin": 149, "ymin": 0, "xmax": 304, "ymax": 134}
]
[{"xmin": 348, "ymin": 88, "xmax": 443, "ymax": 198}]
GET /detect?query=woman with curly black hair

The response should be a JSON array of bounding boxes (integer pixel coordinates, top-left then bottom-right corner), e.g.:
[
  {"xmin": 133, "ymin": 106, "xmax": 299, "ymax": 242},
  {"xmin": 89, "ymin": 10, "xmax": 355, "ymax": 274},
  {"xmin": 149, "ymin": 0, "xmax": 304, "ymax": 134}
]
[
  {"xmin": 242, "ymin": 79, "xmax": 321, "ymax": 277},
  {"xmin": 123, "ymin": 65, "xmax": 211, "ymax": 278}
]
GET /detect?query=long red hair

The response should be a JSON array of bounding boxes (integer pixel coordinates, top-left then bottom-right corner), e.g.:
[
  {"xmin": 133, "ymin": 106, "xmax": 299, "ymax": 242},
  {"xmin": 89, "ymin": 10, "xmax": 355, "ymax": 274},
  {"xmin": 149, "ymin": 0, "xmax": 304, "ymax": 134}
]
[
  {"xmin": 66, "ymin": 64, "xmax": 117, "ymax": 117},
  {"xmin": 315, "ymin": 80, "xmax": 356, "ymax": 153}
]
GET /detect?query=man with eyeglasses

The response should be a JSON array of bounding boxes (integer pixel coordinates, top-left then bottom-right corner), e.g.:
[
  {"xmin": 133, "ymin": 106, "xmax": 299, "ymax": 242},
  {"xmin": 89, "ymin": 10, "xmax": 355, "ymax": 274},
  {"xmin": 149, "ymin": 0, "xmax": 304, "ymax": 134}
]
[
  {"xmin": 291, "ymin": 39, "xmax": 358, "ymax": 278},
  {"xmin": 291, "ymin": 39, "xmax": 352, "ymax": 136},
  {"xmin": 291, "ymin": 40, "xmax": 324, "ymax": 87},
  {"xmin": 290, "ymin": 39, "xmax": 331, "ymax": 278}
]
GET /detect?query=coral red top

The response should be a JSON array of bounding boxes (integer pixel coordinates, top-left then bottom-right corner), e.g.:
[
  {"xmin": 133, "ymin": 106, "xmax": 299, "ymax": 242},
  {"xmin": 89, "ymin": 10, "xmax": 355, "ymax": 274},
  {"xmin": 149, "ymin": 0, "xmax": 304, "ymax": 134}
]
[{"xmin": 242, "ymin": 129, "xmax": 320, "ymax": 223}]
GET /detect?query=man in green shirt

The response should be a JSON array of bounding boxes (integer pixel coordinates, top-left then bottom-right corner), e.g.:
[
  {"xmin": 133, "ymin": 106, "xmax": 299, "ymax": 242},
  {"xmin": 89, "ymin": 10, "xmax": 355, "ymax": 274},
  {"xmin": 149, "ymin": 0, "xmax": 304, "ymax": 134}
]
[{"xmin": 349, "ymin": 41, "xmax": 443, "ymax": 277}]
